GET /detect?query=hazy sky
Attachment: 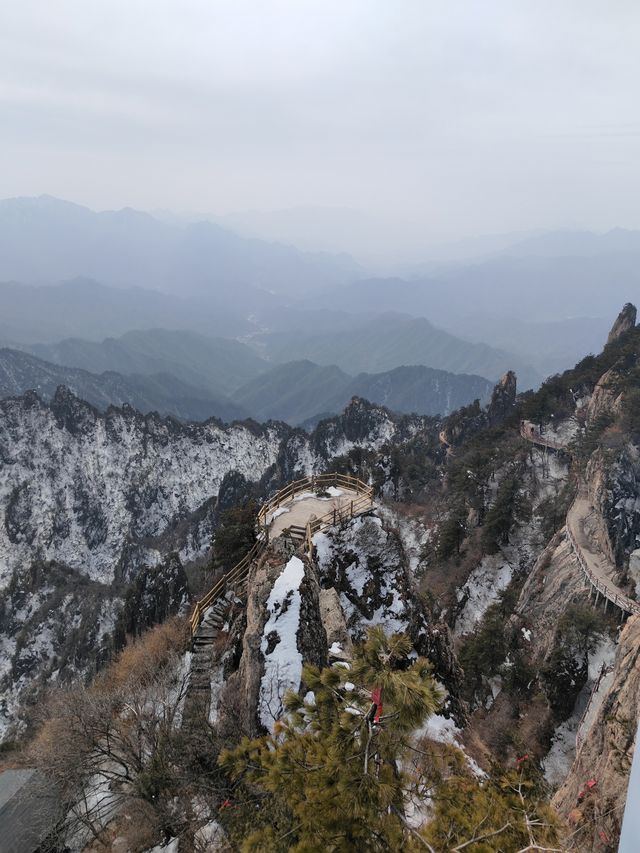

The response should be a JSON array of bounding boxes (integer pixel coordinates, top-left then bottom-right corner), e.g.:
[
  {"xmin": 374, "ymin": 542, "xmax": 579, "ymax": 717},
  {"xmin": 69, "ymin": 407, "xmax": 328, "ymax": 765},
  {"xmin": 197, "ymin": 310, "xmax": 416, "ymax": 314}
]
[{"xmin": 1, "ymin": 1, "xmax": 640, "ymax": 247}]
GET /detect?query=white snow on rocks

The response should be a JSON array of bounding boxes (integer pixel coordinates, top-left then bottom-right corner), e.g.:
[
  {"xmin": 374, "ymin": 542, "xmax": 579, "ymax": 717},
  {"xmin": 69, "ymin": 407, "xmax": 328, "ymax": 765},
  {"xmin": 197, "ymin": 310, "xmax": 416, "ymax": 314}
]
[
  {"xmin": 378, "ymin": 505, "xmax": 432, "ymax": 577},
  {"xmin": 454, "ymin": 555, "xmax": 513, "ymax": 636},
  {"xmin": 0, "ymin": 398, "xmax": 286, "ymax": 587},
  {"xmin": 313, "ymin": 515, "xmax": 411, "ymax": 637},
  {"xmin": 418, "ymin": 714, "xmax": 485, "ymax": 778},
  {"xmin": 258, "ymin": 556, "xmax": 306, "ymax": 732},
  {"xmin": 543, "ymin": 635, "xmax": 617, "ymax": 786}
]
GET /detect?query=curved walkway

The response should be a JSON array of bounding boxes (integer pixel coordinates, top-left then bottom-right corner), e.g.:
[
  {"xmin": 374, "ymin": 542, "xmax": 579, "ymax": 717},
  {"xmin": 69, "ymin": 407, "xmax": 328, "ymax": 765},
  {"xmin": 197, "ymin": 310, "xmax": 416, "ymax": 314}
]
[
  {"xmin": 191, "ymin": 473, "xmax": 374, "ymax": 635},
  {"xmin": 520, "ymin": 421, "xmax": 568, "ymax": 452},
  {"xmin": 520, "ymin": 422, "xmax": 640, "ymax": 617},
  {"xmin": 567, "ymin": 494, "xmax": 640, "ymax": 616}
]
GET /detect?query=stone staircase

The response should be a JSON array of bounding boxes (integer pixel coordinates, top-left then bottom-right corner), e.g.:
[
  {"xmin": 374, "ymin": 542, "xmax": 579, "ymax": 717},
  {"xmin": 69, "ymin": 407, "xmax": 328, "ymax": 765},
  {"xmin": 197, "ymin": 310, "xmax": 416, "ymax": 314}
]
[{"xmin": 182, "ymin": 591, "xmax": 235, "ymax": 728}]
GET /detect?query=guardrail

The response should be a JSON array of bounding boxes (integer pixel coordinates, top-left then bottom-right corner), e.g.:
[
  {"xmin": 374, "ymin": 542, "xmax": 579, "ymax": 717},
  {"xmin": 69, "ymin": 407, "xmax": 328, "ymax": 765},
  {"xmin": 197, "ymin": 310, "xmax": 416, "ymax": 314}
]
[
  {"xmin": 566, "ymin": 525, "xmax": 640, "ymax": 617},
  {"xmin": 191, "ymin": 473, "xmax": 374, "ymax": 635},
  {"xmin": 256, "ymin": 472, "xmax": 373, "ymax": 528},
  {"xmin": 521, "ymin": 421, "xmax": 640, "ymax": 618},
  {"xmin": 519, "ymin": 422, "xmax": 567, "ymax": 452},
  {"xmin": 189, "ymin": 538, "xmax": 266, "ymax": 635}
]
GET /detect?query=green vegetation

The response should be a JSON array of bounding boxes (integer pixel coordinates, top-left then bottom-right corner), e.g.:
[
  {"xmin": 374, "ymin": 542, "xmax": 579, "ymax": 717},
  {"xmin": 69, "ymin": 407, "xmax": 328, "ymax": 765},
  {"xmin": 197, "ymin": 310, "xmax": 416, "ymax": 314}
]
[
  {"xmin": 424, "ymin": 763, "xmax": 561, "ymax": 852},
  {"xmin": 620, "ymin": 385, "xmax": 640, "ymax": 443},
  {"xmin": 220, "ymin": 627, "xmax": 442, "ymax": 851},
  {"xmin": 211, "ymin": 500, "xmax": 258, "ymax": 572},
  {"xmin": 435, "ymin": 499, "xmax": 468, "ymax": 559},
  {"xmin": 536, "ymin": 482, "xmax": 574, "ymax": 541},
  {"xmin": 541, "ymin": 604, "xmax": 609, "ymax": 718},
  {"xmin": 220, "ymin": 627, "xmax": 560, "ymax": 851},
  {"xmin": 520, "ymin": 323, "xmax": 640, "ymax": 425},
  {"xmin": 480, "ymin": 473, "xmax": 530, "ymax": 554},
  {"xmin": 458, "ymin": 574, "xmax": 531, "ymax": 705}
]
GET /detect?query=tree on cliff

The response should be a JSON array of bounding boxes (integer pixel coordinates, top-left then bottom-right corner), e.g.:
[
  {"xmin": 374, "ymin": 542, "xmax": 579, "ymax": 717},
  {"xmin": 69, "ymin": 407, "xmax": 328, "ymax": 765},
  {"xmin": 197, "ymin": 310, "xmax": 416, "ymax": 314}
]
[
  {"xmin": 211, "ymin": 499, "xmax": 257, "ymax": 572},
  {"xmin": 219, "ymin": 627, "xmax": 443, "ymax": 851},
  {"xmin": 219, "ymin": 626, "xmax": 561, "ymax": 851}
]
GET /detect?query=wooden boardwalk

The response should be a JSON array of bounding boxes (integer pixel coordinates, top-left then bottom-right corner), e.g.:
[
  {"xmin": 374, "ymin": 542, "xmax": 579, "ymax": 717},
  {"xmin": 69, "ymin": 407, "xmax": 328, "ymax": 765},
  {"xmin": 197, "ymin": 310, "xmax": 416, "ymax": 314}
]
[{"xmin": 521, "ymin": 422, "xmax": 639, "ymax": 617}]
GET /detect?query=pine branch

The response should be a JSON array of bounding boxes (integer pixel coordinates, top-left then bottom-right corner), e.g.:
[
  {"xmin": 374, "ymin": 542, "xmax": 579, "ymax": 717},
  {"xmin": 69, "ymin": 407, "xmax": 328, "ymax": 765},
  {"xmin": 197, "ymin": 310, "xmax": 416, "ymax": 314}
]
[{"xmin": 451, "ymin": 822, "xmax": 512, "ymax": 851}]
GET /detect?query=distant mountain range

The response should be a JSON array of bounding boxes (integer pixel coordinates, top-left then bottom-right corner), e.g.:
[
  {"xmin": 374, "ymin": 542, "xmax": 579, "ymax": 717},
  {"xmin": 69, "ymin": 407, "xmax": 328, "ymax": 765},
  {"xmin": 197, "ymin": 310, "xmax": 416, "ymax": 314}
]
[
  {"xmin": 0, "ymin": 348, "xmax": 247, "ymax": 423},
  {"xmin": 17, "ymin": 322, "xmax": 527, "ymax": 406},
  {"xmin": 3, "ymin": 195, "xmax": 638, "ymax": 403},
  {"xmin": 232, "ymin": 360, "xmax": 493, "ymax": 425},
  {"xmin": 29, "ymin": 328, "xmax": 266, "ymax": 396},
  {"xmin": 0, "ymin": 195, "xmax": 360, "ymax": 297},
  {"xmin": 254, "ymin": 313, "xmax": 542, "ymax": 389},
  {"xmin": 0, "ymin": 343, "xmax": 494, "ymax": 426},
  {"xmin": 0, "ymin": 277, "xmax": 259, "ymax": 344}
]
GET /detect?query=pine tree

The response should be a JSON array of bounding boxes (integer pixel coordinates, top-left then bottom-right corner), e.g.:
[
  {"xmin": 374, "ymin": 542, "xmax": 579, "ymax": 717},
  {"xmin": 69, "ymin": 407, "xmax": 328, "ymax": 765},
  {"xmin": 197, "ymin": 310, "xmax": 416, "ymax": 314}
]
[
  {"xmin": 219, "ymin": 627, "xmax": 442, "ymax": 852},
  {"xmin": 423, "ymin": 762, "xmax": 562, "ymax": 851},
  {"xmin": 481, "ymin": 474, "xmax": 529, "ymax": 553},
  {"xmin": 211, "ymin": 500, "xmax": 257, "ymax": 571},
  {"xmin": 436, "ymin": 500, "xmax": 468, "ymax": 559}
]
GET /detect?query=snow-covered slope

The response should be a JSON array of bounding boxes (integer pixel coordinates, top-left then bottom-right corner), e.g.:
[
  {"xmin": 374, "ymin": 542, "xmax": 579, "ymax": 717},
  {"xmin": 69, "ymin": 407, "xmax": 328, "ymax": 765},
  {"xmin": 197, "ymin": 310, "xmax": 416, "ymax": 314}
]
[{"xmin": 0, "ymin": 388, "xmax": 427, "ymax": 740}]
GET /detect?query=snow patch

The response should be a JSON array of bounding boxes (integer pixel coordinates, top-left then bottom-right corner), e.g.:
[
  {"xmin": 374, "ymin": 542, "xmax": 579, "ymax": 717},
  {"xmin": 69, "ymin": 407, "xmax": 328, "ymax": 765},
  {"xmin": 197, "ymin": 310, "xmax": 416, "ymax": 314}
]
[
  {"xmin": 455, "ymin": 556, "xmax": 513, "ymax": 636},
  {"xmin": 418, "ymin": 714, "xmax": 485, "ymax": 778},
  {"xmin": 258, "ymin": 556, "xmax": 305, "ymax": 732}
]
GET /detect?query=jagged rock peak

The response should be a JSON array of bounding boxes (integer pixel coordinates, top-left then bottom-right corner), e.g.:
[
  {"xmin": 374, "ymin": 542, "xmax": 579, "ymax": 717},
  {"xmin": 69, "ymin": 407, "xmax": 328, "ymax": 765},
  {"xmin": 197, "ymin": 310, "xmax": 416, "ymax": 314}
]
[
  {"xmin": 487, "ymin": 370, "xmax": 516, "ymax": 427},
  {"xmin": 607, "ymin": 302, "xmax": 637, "ymax": 344}
]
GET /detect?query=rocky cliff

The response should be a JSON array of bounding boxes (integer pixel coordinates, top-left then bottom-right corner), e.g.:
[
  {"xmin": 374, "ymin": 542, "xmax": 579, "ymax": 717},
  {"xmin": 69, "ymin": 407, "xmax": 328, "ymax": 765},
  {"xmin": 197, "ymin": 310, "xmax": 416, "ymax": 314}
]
[
  {"xmin": 607, "ymin": 302, "xmax": 637, "ymax": 345},
  {"xmin": 552, "ymin": 616, "xmax": 639, "ymax": 851},
  {"xmin": 217, "ymin": 509, "xmax": 462, "ymax": 743}
]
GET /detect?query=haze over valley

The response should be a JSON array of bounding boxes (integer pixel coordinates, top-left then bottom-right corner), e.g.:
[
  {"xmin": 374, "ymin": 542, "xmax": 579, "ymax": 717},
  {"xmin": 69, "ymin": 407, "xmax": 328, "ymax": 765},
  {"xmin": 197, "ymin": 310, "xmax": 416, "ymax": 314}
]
[{"xmin": 1, "ymin": 194, "xmax": 638, "ymax": 426}]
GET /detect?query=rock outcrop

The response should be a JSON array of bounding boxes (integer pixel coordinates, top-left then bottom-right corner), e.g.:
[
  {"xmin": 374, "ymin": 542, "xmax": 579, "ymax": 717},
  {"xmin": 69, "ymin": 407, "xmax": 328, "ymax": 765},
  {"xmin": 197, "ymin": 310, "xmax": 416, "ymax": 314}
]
[
  {"xmin": 586, "ymin": 368, "xmax": 624, "ymax": 424},
  {"xmin": 487, "ymin": 370, "xmax": 517, "ymax": 427},
  {"xmin": 219, "ymin": 544, "xmax": 326, "ymax": 738},
  {"xmin": 607, "ymin": 302, "xmax": 637, "ymax": 345}
]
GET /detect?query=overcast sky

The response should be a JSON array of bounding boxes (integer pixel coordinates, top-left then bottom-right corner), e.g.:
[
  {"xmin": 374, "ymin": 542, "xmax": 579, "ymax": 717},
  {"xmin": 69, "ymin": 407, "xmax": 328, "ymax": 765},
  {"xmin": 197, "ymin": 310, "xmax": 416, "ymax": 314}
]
[{"xmin": 1, "ymin": 1, "xmax": 640, "ymax": 251}]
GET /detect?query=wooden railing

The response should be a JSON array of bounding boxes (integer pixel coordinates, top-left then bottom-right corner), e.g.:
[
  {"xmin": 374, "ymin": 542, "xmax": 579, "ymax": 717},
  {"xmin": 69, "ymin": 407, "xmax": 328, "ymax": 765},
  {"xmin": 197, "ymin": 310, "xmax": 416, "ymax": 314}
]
[
  {"xmin": 304, "ymin": 490, "xmax": 374, "ymax": 552},
  {"xmin": 521, "ymin": 421, "xmax": 640, "ymax": 617},
  {"xmin": 519, "ymin": 422, "xmax": 567, "ymax": 452},
  {"xmin": 256, "ymin": 472, "xmax": 373, "ymax": 528},
  {"xmin": 191, "ymin": 473, "xmax": 374, "ymax": 635},
  {"xmin": 567, "ymin": 524, "xmax": 640, "ymax": 617},
  {"xmin": 189, "ymin": 538, "xmax": 266, "ymax": 635}
]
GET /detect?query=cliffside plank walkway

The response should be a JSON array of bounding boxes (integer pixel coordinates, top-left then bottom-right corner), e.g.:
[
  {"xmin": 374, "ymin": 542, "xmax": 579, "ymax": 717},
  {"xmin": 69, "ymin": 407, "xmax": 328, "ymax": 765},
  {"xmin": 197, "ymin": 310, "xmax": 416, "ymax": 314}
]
[{"xmin": 520, "ymin": 422, "xmax": 640, "ymax": 617}]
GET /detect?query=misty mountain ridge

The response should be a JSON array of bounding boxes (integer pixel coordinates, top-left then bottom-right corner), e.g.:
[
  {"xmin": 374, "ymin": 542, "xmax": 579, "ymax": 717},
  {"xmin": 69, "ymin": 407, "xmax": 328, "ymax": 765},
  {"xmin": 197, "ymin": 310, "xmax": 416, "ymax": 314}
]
[
  {"xmin": 254, "ymin": 313, "xmax": 542, "ymax": 389},
  {"xmin": 0, "ymin": 277, "xmax": 259, "ymax": 344},
  {"xmin": 0, "ymin": 348, "xmax": 248, "ymax": 424},
  {"xmin": 0, "ymin": 347, "xmax": 494, "ymax": 427},
  {"xmin": 0, "ymin": 195, "xmax": 361, "ymax": 297},
  {"xmin": 27, "ymin": 328, "xmax": 267, "ymax": 397},
  {"xmin": 232, "ymin": 359, "xmax": 493, "ymax": 425}
]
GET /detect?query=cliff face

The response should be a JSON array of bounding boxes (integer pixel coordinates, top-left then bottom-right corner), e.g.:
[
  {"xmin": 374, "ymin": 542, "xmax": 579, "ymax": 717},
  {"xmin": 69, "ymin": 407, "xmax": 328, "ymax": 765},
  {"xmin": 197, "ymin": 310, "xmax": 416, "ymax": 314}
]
[
  {"xmin": 552, "ymin": 616, "xmax": 639, "ymax": 851},
  {"xmin": 0, "ymin": 388, "xmax": 428, "ymax": 741},
  {"xmin": 586, "ymin": 368, "xmax": 624, "ymax": 424},
  {"xmin": 486, "ymin": 370, "xmax": 517, "ymax": 427},
  {"xmin": 218, "ymin": 510, "xmax": 461, "ymax": 741}
]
